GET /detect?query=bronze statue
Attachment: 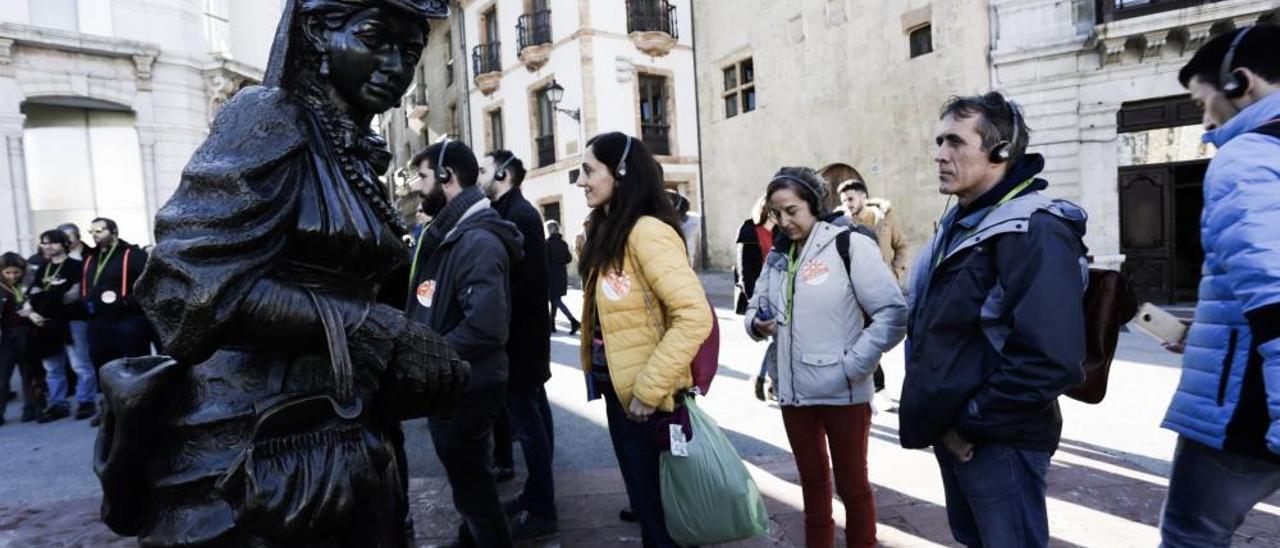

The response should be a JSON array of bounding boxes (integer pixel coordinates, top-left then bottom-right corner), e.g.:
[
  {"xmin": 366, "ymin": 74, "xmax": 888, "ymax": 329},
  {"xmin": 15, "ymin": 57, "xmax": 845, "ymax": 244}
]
[{"xmin": 93, "ymin": 1, "xmax": 468, "ymax": 546}]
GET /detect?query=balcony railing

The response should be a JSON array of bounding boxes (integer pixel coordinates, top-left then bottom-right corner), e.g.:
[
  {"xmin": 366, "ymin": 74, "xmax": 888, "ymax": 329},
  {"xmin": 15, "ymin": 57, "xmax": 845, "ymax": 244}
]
[
  {"xmin": 535, "ymin": 134, "xmax": 555, "ymax": 167},
  {"xmin": 518, "ymin": 10, "xmax": 553, "ymax": 50},
  {"xmin": 641, "ymin": 124, "xmax": 670, "ymax": 156},
  {"xmin": 627, "ymin": 0, "xmax": 678, "ymax": 38},
  {"xmin": 472, "ymin": 42, "xmax": 501, "ymax": 75},
  {"xmin": 1096, "ymin": 0, "xmax": 1227, "ymax": 23}
]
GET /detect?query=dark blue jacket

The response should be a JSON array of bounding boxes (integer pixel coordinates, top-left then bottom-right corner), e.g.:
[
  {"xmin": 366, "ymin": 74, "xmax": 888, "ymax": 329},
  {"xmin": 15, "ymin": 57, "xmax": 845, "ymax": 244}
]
[
  {"xmin": 408, "ymin": 201, "xmax": 524, "ymax": 390},
  {"xmin": 900, "ymin": 155, "xmax": 1088, "ymax": 452}
]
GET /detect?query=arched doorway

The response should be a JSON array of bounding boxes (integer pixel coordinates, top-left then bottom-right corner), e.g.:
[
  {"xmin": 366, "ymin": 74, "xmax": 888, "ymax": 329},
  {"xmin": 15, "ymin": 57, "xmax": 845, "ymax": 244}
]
[{"xmin": 818, "ymin": 162, "xmax": 866, "ymax": 212}]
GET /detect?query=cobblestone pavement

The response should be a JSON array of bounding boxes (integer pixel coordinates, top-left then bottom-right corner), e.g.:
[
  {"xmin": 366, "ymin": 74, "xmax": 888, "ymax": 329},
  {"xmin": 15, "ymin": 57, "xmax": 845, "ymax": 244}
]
[{"xmin": 3, "ymin": 274, "xmax": 1279, "ymax": 546}]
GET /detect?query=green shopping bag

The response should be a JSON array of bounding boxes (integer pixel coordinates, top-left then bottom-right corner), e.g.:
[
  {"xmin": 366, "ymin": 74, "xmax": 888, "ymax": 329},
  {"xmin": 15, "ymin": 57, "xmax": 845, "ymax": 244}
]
[{"xmin": 660, "ymin": 397, "xmax": 770, "ymax": 546}]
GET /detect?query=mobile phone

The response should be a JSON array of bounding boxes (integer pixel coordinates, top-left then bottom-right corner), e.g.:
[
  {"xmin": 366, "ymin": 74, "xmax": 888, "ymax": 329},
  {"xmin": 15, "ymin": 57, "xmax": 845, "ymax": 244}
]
[
  {"xmin": 755, "ymin": 300, "xmax": 775, "ymax": 322},
  {"xmin": 1131, "ymin": 303, "xmax": 1189, "ymax": 344}
]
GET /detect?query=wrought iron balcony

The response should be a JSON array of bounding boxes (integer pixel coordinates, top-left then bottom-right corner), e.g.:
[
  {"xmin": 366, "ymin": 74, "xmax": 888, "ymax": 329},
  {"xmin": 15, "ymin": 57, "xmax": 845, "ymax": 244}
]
[
  {"xmin": 535, "ymin": 134, "xmax": 555, "ymax": 168},
  {"xmin": 1096, "ymin": 0, "xmax": 1227, "ymax": 23},
  {"xmin": 518, "ymin": 10, "xmax": 553, "ymax": 50},
  {"xmin": 627, "ymin": 0, "xmax": 677, "ymax": 38},
  {"xmin": 641, "ymin": 123, "xmax": 670, "ymax": 156},
  {"xmin": 472, "ymin": 42, "xmax": 501, "ymax": 75}
]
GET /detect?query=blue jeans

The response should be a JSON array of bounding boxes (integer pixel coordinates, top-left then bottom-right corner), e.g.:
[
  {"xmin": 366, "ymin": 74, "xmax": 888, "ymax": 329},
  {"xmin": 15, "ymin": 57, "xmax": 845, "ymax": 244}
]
[
  {"xmin": 602, "ymin": 382, "xmax": 677, "ymax": 548},
  {"xmin": 1161, "ymin": 437, "xmax": 1280, "ymax": 547},
  {"xmin": 935, "ymin": 443, "xmax": 1051, "ymax": 548},
  {"xmin": 42, "ymin": 320, "xmax": 96, "ymax": 407}
]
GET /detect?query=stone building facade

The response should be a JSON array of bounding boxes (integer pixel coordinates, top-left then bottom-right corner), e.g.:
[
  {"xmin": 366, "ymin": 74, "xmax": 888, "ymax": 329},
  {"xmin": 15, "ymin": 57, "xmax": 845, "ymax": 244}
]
[
  {"xmin": 0, "ymin": 0, "xmax": 282, "ymax": 254},
  {"xmin": 389, "ymin": 0, "xmax": 700, "ymax": 264},
  {"xmin": 991, "ymin": 0, "xmax": 1279, "ymax": 303},
  {"xmin": 692, "ymin": 0, "xmax": 994, "ymax": 271}
]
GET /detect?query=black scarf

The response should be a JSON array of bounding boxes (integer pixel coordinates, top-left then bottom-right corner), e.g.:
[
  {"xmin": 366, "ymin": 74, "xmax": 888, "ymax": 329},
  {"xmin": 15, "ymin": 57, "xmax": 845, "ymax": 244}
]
[{"xmin": 417, "ymin": 186, "xmax": 486, "ymax": 262}]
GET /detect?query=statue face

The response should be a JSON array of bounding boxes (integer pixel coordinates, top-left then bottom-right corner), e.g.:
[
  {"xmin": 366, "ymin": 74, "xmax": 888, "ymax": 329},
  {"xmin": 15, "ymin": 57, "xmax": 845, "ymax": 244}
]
[{"xmin": 322, "ymin": 7, "xmax": 426, "ymax": 114}]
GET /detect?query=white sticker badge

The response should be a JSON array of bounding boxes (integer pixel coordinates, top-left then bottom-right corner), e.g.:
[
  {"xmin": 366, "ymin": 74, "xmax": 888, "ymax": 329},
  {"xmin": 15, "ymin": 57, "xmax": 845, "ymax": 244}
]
[
  {"xmin": 601, "ymin": 269, "xmax": 632, "ymax": 301},
  {"xmin": 416, "ymin": 280, "xmax": 437, "ymax": 308}
]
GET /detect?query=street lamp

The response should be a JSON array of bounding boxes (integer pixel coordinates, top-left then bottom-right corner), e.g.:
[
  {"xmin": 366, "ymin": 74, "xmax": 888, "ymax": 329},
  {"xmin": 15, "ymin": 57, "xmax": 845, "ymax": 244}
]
[{"xmin": 546, "ymin": 79, "xmax": 581, "ymax": 122}]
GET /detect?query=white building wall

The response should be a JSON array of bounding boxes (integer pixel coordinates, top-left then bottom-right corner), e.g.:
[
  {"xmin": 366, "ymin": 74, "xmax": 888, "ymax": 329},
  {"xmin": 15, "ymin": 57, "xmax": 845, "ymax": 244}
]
[
  {"xmin": 990, "ymin": 0, "xmax": 1277, "ymax": 269},
  {"xmin": 455, "ymin": 0, "xmax": 699, "ymax": 263},
  {"xmin": 0, "ymin": 0, "xmax": 283, "ymax": 253}
]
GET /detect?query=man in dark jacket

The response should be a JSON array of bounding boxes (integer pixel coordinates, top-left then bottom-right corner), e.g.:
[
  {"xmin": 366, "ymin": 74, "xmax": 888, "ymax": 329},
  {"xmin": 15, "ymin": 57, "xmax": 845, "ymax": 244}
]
[
  {"xmin": 544, "ymin": 220, "xmax": 578, "ymax": 333},
  {"xmin": 82, "ymin": 217, "xmax": 154, "ymax": 426},
  {"xmin": 408, "ymin": 140, "xmax": 523, "ymax": 548},
  {"xmin": 478, "ymin": 149, "xmax": 558, "ymax": 540},
  {"xmin": 901, "ymin": 92, "xmax": 1087, "ymax": 548}
]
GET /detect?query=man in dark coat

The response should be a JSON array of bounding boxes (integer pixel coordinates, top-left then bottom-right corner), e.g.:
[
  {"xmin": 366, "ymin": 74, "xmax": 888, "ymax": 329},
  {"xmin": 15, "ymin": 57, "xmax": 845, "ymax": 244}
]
[
  {"xmin": 478, "ymin": 150, "xmax": 558, "ymax": 540},
  {"xmin": 544, "ymin": 220, "xmax": 578, "ymax": 333},
  {"xmin": 409, "ymin": 140, "xmax": 524, "ymax": 548}
]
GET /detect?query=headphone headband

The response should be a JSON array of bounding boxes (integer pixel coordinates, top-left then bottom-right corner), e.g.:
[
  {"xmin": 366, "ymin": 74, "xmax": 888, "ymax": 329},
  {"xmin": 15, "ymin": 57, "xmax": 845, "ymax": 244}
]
[
  {"xmin": 495, "ymin": 153, "xmax": 517, "ymax": 182},
  {"xmin": 770, "ymin": 174, "xmax": 824, "ymax": 204},
  {"xmin": 433, "ymin": 137, "xmax": 453, "ymax": 183},
  {"xmin": 1220, "ymin": 26, "xmax": 1254, "ymax": 98},
  {"xmin": 616, "ymin": 135, "xmax": 633, "ymax": 178},
  {"xmin": 992, "ymin": 97, "xmax": 1023, "ymax": 163}
]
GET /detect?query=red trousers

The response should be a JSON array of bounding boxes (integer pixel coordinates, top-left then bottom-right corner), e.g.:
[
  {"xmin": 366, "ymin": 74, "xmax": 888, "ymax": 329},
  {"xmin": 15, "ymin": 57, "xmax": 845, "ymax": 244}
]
[{"xmin": 781, "ymin": 404, "xmax": 875, "ymax": 548}]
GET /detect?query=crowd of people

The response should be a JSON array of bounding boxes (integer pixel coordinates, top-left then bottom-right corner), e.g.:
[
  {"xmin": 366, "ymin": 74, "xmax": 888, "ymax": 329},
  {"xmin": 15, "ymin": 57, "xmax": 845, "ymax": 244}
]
[
  {"xmin": 0, "ymin": 220, "xmax": 154, "ymax": 427},
  {"xmin": 1, "ymin": 21, "xmax": 1278, "ymax": 548}
]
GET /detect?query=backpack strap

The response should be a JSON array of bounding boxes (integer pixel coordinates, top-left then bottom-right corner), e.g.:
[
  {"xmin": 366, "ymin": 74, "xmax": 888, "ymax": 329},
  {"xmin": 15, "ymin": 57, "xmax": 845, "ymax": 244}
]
[{"xmin": 835, "ymin": 229, "xmax": 853, "ymax": 281}]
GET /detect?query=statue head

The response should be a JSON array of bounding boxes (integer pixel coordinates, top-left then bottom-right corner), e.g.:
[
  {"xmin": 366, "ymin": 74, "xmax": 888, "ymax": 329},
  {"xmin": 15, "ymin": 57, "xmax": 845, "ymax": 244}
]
[{"xmin": 266, "ymin": 0, "xmax": 447, "ymax": 116}]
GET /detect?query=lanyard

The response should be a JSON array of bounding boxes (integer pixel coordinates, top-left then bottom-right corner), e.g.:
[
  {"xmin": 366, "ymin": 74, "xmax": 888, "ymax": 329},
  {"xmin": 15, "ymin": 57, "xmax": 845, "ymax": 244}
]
[
  {"xmin": 92, "ymin": 243, "xmax": 119, "ymax": 287},
  {"xmin": 783, "ymin": 244, "xmax": 800, "ymax": 318},
  {"xmin": 43, "ymin": 260, "xmax": 66, "ymax": 290},
  {"xmin": 933, "ymin": 178, "xmax": 1035, "ymax": 270},
  {"xmin": 4, "ymin": 283, "xmax": 23, "ymax": 305},
  {"xmin": 406, "ymin": 222, "xmax": 433, "ymax": 295}
]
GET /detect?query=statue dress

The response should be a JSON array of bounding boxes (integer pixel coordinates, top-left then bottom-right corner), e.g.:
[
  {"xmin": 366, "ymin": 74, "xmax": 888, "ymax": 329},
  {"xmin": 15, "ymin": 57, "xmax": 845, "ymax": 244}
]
[{"xmin": 93, "ymin": 1, "xmax": 464, "ymax": 546}]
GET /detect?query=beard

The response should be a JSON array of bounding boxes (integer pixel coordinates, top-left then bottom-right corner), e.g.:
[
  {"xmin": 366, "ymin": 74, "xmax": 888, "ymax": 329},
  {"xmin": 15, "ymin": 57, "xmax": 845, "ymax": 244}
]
[{"xmin": 420, "ymin": 186, "xmax": 448, "ymax": 217}]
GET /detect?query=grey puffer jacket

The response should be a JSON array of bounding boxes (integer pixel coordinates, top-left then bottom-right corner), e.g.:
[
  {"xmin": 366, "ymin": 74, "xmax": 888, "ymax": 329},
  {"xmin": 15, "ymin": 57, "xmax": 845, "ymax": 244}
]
[{"xmin": 745, "ymin": 221, "xmax": 908, "ymax": 406}]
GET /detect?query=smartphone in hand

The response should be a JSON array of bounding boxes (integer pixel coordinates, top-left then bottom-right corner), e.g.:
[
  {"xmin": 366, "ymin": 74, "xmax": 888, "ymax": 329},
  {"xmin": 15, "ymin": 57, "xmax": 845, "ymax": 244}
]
[{"xmin": 1132, "ymin": 303, "xmax": 1189, "ymax": 345}]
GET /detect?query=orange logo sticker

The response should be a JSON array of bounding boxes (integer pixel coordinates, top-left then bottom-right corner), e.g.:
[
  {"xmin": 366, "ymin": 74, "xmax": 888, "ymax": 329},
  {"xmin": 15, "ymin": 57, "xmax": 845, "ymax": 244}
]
[
  {"xmin": 601, "ymin": 269, "xmax": 631, "ymax": 301},
  {"xmin": 416, "ymin": 280, "xmax": 437, "ymax": 308},
  {"xmin": 801, "ymin": 260, "xmax": 830, "ymax": 286}
]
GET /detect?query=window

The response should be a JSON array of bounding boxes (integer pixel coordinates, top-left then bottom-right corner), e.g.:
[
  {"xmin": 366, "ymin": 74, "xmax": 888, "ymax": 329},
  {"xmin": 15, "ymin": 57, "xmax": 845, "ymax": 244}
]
[
  {"xmin": 638, "ymin": 74, "xmax": 671, "ymax": 156},
  {"xmin": 534, "ymin": 85, "xmax": 556, "ymax": 167},
  {"xmin": 29, "ymin": 0, "xmax": 112, "ymax": 35},
  {"xmin": 482, "ymin": 8, "xmax": 499, "ymax": 43},
  {"xmin": 449, "ymin": 103, "xmax": 459, "ymax": 138},
  {"xmin": 909, "ymin": 25, "xmax": 933, "ymax": 58},
  {"xmin": 722, "ymin": 58, "xmax": 755, "ymax": 119},
  {"xmin": 444, "ymin": 30, "xmax": 455, "ymax": 87},
  {"xmin": 541, "ymin": 201, "xmax": 561, "ymax": 226},
  {"xmin": 22, "ymin": 104, "xmax": 149, "ymax": 244},
  {"xmin": 487, "ymin": 109, "xmax": 504, "ymax": 152}
]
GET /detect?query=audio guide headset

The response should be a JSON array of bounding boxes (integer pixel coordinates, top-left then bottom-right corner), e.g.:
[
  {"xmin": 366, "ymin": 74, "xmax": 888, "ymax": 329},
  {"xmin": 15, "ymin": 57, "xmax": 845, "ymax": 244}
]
[
  {"xmin": 989, "ymin": 98, "xmax": 1023, "ymax": 164},
  {"xmin": 494, "ymin": 154, "xmax": 517, "ymax": 182},
  {"xmin": 615, "ymin": 135, "xmax": 633, "ymax": 178},
  {"xmin": 769, "ymin": 174, "xmax": 825, "ymax": 215},
  {"xmin": 434, "ymin": 137, "xmax": 452, "ymax": 184},
  {"xmin": 1219, "ymin": 26, "xmax": 1255, "ymax": 99}
]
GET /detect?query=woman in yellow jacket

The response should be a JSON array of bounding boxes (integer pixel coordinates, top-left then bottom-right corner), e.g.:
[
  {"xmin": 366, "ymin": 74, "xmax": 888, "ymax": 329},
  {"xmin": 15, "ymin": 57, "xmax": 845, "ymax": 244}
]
[{"xmin": 575, "ymin": 132, "xmax": 713, "ymax": 547}]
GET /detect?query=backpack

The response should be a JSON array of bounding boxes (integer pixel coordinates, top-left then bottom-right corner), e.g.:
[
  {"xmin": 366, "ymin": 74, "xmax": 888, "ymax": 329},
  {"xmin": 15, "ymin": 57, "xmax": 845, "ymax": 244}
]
[
  {"xmin": 1252, "ymin": 117, "xmax": 1280, "ymax": 139},
  {"xmin": 929, "ymin": 215, "xmax": 1138, "ymax": 405}
]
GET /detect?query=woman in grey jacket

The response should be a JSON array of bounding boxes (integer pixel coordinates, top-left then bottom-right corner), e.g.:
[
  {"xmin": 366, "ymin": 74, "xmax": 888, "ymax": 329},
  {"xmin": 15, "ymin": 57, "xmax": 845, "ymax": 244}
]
[{"xmin": 745, "ymin": 167, "xmax": 907, "ymax": 548}]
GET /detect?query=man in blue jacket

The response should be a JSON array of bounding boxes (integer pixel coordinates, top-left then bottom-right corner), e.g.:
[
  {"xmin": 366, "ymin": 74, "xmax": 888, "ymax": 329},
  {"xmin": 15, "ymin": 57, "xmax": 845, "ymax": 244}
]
[
  {"xmin": 408, "ymin": 139, "xmax": 524, "ymax": 548},
  {"xmin": 1160, "ymin": 24, "xmax": 1280, "ymax": 548},
  {"xmin": 901, "ymin": 92, "xmax": 1088, "ymax": 547}
]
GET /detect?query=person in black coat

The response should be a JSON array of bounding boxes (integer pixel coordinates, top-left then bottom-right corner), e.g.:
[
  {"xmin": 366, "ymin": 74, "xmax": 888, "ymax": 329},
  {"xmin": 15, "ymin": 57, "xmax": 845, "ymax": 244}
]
[
  {"xmin": 544, "ymin": 220, "xmax": 578, "ymax": 333},
  {"xmin": 477, "ymin": 149, "xmax": 558, "ymax": 540}
]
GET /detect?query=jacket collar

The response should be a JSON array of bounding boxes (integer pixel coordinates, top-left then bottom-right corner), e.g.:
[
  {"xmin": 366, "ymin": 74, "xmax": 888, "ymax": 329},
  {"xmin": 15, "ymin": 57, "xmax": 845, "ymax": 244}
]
[
  {"xmin": 768, "ymin": 221, "xmax": 841, "ymax": 268},
  {"xmin": 1204, "ymin": 90, "xmax": 1280, "ymax": 148}
]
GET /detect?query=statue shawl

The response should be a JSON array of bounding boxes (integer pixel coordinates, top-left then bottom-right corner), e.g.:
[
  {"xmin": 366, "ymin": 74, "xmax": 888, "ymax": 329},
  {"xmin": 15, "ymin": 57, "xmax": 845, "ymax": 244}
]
[{"xmin": 136, "ymin": 86, "xmax": 308, "ymax": 365}]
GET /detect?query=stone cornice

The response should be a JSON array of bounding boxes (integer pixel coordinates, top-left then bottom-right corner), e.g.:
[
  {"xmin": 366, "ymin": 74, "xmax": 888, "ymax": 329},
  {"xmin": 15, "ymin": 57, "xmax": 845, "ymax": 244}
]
[{"xmin": 0, "ymin": 22, "xmax": 160, "ymax": 62}]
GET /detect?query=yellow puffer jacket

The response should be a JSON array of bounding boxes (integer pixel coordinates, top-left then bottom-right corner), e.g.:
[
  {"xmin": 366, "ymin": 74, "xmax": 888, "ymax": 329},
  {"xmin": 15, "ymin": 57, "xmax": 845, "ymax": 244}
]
[{"xmin": 580, "ymin": 216, "xmax": 713, "ymax": 412}]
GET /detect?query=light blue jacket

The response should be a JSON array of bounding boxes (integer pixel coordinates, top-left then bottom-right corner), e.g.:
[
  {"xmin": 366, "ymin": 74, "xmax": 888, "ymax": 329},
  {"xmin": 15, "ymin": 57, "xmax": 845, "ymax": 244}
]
[{"xmin": 1162, "ymin": 91, "xmax": 1280, "ymax": 452}]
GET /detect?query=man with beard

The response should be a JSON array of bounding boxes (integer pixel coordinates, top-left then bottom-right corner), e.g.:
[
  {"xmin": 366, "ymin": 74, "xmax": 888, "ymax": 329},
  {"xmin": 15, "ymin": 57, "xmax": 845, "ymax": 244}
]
[
  {"xmin": 407, "ymin": 139, "xmax": 524, "ymax": 548},
  {"xmin": 81, "ymin": 217, "xmax": 152, "ymax": 425}
]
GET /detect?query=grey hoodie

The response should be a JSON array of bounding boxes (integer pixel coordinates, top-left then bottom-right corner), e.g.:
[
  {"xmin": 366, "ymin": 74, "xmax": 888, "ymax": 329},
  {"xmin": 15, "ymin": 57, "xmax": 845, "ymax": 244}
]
[{"xmin": 745, "ymin": 221, "xmax": 908, "ymax": 406}]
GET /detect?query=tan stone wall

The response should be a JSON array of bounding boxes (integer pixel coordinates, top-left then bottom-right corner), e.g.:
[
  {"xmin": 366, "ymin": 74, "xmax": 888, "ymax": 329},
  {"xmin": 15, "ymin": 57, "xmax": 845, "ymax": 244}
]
[{"xmin": 694, "ymin": 0, "xmax": 992, "ymax": 271}]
